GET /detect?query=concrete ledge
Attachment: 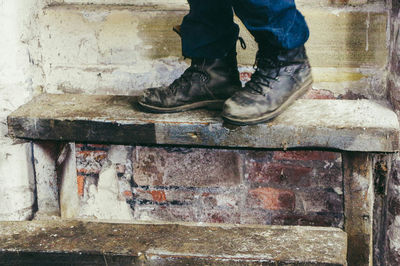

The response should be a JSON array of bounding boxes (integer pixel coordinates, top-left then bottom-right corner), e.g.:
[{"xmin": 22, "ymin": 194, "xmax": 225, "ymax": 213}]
[
  {"xmin": 0, "ymin": 220, "xmax": 347, "ymax": 265},
  {"xmin": 7, "ymin": 93, "xmax": 400, "ymax": 152},
  {"xmin": 47, "ymin": 0, "xmax": 380, "ymax": 8}
]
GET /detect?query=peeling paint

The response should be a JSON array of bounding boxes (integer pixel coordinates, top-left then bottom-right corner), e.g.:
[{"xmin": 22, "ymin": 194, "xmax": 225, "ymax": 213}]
[{"xmin": 79, "ymin": 161, "xmax": 134, "ymax": 220}]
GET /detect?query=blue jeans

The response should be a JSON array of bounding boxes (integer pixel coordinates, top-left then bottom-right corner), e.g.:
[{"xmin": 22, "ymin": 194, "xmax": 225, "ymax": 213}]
[{"xmin": 180, "ymin": 0, "xmax": 309, "ymax": 58}]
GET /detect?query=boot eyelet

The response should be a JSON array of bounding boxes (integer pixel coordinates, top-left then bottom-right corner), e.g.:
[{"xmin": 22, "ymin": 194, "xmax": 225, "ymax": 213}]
[{"xmin": 200, "ymin": 74, "xmax": 210, "ymax": 83}]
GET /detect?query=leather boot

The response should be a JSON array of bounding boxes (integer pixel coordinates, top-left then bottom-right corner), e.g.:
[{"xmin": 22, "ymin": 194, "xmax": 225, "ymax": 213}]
[
  {"xmin": 222, "ymin": 45, "xmax": 312, "ymax": 125},
  {"xmin": 138, "ymin": 50, "xmax": 242, "ymax": 113}
]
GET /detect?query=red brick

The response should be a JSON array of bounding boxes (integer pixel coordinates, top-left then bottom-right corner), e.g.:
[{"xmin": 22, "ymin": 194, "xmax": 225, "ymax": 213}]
[
  {"xmin": 273, "ymin": 151, "xmax": 340, "ymax": 161},
  {"xmin": 76, "ymin": 167, "xmax": 100, "ymax": 175},
  {"xmin": 150, "ymin": 190, "xmax": 167, "ymax": 203},
  {"xmin": 75, "ymin": 143, "xmax": 84, "ymax": 149},
  {"xmin": 239, "ymin": 71, "xmax": 252, "ymax": 83},
  {"xmin": 247, "ymin": 162, "xmax": 312, "ymax": 186},
  {"xmin": 297, "ymin": 190, "xmax": 343, "ymax": 213},
  {"xmin": 248, "ymin": 187, "xmax": 295, "ymax": 211},
  {"xmin": 135, "ymin": 189, "xmax": 168, "ymax": 203},
  {"xmin": 123, "ymin": 190, "xmax": 133, "ymax": 198},
  {"xmin": 76, "ymin": 149, "xmax": 108, "ymax": 175},
  {"xmin": 133, "ymin": 147, "xmax": 242, "ymax": 187},
  {"xmin": 202, "ymin": 209, "xmax": 240, "ymax": 224},
  {"xmin": 77, "ymin": 175, "xmax": 85, "ymax": 197},
  {"xmin": 76, "ymin": 150, "xmax": 107, "ymax": 160},
  {"xmin": 302, "ymin": 88, "xmax": 336, "ymax": 99}
]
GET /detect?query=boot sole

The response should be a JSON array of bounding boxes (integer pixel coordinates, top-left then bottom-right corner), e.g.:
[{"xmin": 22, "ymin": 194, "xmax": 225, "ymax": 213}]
[
  {"xmin": 138, "ymin": 99, "xmax": 225, "ymax": 113},
  {"xmin": 222, "ymin": 77, "xmax": 313, "ymax": 125}
]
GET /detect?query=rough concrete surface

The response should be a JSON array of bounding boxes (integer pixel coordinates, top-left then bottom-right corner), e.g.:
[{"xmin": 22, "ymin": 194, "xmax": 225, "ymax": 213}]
[
  {"xmin": 133, "ymin": 146, "xmax": 242, "ymax": 187},
  {"xmin": 79, "ymin": 162, "xmax": 134, "ymax": 220},
  {"xmin": 0, "ymin": 0, "xmax": 46, "ymax": 221},
  {"xmin": 0, "ymin": 220, "xmax": 347, "ymax": 265},
  {"xmin": 59, "ymin": 143, "xmax": 80, "ymax": 219},
  {"xmin": 8, "ymin": 93, "xmax": 400, "ymax": 152},
  {"xmin": 48, "ymin": 0, "xmax": 372, "ymax": 6},
  {"xmin": 33, "ymin": 142, "xmax": 60, "ymax": 216},
  {"xmin": 38, "ymin": 3, "xmax": 387, "ymax": 97},
  {"xmin": 67, "ymin": 145, "xmax": 344, "ymax": 227},
  {"xmin": 0, "ymin": 140, "xmax": 35, "ymax": 221},
  {"xmin": 343, "ymin": 153, "xmax": 374, "ymax": 266}
]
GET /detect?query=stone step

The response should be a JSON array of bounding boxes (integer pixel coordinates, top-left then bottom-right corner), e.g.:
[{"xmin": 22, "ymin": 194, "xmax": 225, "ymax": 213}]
[
  {"xmin": 36, "ymin": 3, "xmax": 388, "ymax": 99},
  {"xmin": 48, "ymin": 0, "xmax": 378, "ymax": 7},
  {"xmin": 7, "ymin": 93, "xmax": 400, "ymax": 152},
  {"xmin": 0, "ymin": 220, "xmax": 347, "ymax": 265}
]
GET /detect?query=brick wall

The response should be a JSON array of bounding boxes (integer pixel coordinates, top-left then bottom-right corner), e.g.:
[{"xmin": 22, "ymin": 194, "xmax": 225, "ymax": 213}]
[
  {"xmin": 387, "ymin": 154, "xmax": 400, "ymax": 265},
  {"xmin": 74, "ymin": 144, "xmax": 344, "ymax": 227},
  {"xmin": 388, "ymin": 0, "xmax": 400, "ymax": 114},
  {"xmin": 387, "ymin": 1, "xmax": 400, "ymax": 264}
]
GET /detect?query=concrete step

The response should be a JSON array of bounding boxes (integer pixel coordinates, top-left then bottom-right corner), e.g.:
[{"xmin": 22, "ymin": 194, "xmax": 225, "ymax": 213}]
[
  {"xmin": 0, "ymin": 220, "xmax": 347, "ymax": 265},
  {"xmin": 48, "ymin": 0, "xmax": 378, "ymax": 7},
  {"xmin": 7, "ymin": 93, "xmax": 400, "ymax": 152},
  {"xmin": 36, "ymin": 2, "xmax": 388, "ymax": 99}
]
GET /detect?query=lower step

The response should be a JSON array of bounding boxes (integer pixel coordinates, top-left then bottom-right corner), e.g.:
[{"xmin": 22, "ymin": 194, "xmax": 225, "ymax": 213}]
[{"xmin": 0, "ymin": 220, "xmax": 347, "ymax": 265}]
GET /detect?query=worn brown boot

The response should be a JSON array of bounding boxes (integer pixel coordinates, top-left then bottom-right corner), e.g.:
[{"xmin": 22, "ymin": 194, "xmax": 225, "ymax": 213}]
[
  {"xmin": 138, "ymin": 50, "xmax": 242, "ymax": 113},
  {"xmin": 222, "ymin": 45, "xmax": 312, "ymax": 125}
]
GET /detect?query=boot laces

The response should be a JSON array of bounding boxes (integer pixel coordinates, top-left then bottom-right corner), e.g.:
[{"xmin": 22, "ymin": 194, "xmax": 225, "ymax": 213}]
[
  {"xmin": 246, "ymin": 53, "xmax": 281, "ymax": 95},
  {"xmin": 169, "ymin": 65, "xmax": 207, "ymax": 94}
]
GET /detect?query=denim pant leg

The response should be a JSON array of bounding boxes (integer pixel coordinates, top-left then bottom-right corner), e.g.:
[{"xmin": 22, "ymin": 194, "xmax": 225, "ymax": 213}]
[
  {"xmin": 232, "ymin": 0, "xmax": 309, "ymax": 49},
  {"xmin": 180, "ymin": 0, "xmax": 239, "ymax": 58}
]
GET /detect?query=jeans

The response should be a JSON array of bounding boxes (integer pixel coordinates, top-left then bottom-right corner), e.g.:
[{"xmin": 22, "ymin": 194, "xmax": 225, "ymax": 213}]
[{"xmin": 180, "ymin": 0, "xmax": 309, "ymax": 58}]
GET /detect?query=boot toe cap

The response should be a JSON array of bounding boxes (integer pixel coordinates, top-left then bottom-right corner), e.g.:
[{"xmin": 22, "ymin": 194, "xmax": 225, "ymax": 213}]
[
  {"xmin": 139, "ymin": 88, "xmax": 164, "ymax": 106},
  {"xmin": 223, "ymin": 92, "xmax": 270, "ymax": 120}
]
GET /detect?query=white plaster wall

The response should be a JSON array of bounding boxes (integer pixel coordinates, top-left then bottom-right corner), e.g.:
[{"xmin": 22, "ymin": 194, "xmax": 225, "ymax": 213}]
[{"xmin": 0, "ymin": 0, "xmax": 47, "ymax": 220}]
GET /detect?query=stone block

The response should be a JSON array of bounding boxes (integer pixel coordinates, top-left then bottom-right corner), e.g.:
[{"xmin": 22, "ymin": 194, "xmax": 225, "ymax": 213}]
[
  {"xmin": 296, "ymin": 190, "xmax": 344, "ymax": 213},
  {"xmin": 133, "ymin": 146, "xmax": 242, "ymax": 187},
  {"xmin": 56, "ymin": 143, "xmax": 345, "ymax": 228},
  {"xmin": 59, "ymin": 143, "xmax": 80, "ymax": 219},
  {"xmin": 247, "ymin": 187, "xmax": 296, "ymax": 211},
  {"xmin": 38, "ymin": 4, "xmax": 387, "ymax": 94},
  {"xmin": 343, "ymin": 153, "xmax": 374, "ymax": 266},
  {"xmin": 48, "ymin": 0, "xmax": 371, "ymax": 7},
  {"xmin": 0, "ymin": 141, "xmax": 35, "ymax": 221},
  {"xmin": 245, "ymin": 151, "xmax": 343, "ymax": 189},
  {"xmin": 0, "ymin": 220, "xmax": 348, "ymax": 265},
  {"xmin": 8, "ymin": 94, "xmax": 400, "ymax": 152},
  {"xmin": 246, "ymin": 162, "xmax": 314, "ymax": 187},
  {"xmin": 33, "ymin": 142, "xmax": 60, "ymax": 216}
]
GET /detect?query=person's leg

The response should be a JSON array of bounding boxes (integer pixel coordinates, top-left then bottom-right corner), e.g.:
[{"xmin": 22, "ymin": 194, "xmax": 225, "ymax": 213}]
[
  {"xmin": 138, "ymin": 0, "xmax": 242, "ymax": 113},
  {"xmin": 222, "ymin": 0, "xmax": 312, "ymax": 125},
  {"xmin": 181, "ymin": 0, "xmax": 240, "ymax": 58},
  {"xmin": 232, "ymin": 0, "xmax": 309, "ymax": 50}
]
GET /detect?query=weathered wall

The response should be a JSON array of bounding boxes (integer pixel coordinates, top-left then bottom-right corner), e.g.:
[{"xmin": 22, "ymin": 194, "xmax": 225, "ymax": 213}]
[
  {"xmin": 0, "ymin": 0, "xmax": 392, "ymax": 223},
  {"xmin": 387, "ymin": 154, "xmax": 400, "ymax": 265},
  {"xmin": 0, "ymin": 0, "xmax": 47, "ymax": 220},
  {"xmin": 59, "ymin": 144, "xmax": 344, "ymax": 227},
  {"xmin": 388, "ymin": 0, "xmax": 400, "ymax": 114},
  {"xmin": 38, "ymin": 1, "xmax": 388, "ymax": 100},
  {"xmin": 386, "ymin": 0, "xmax": 400, "ymax": 264}
]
